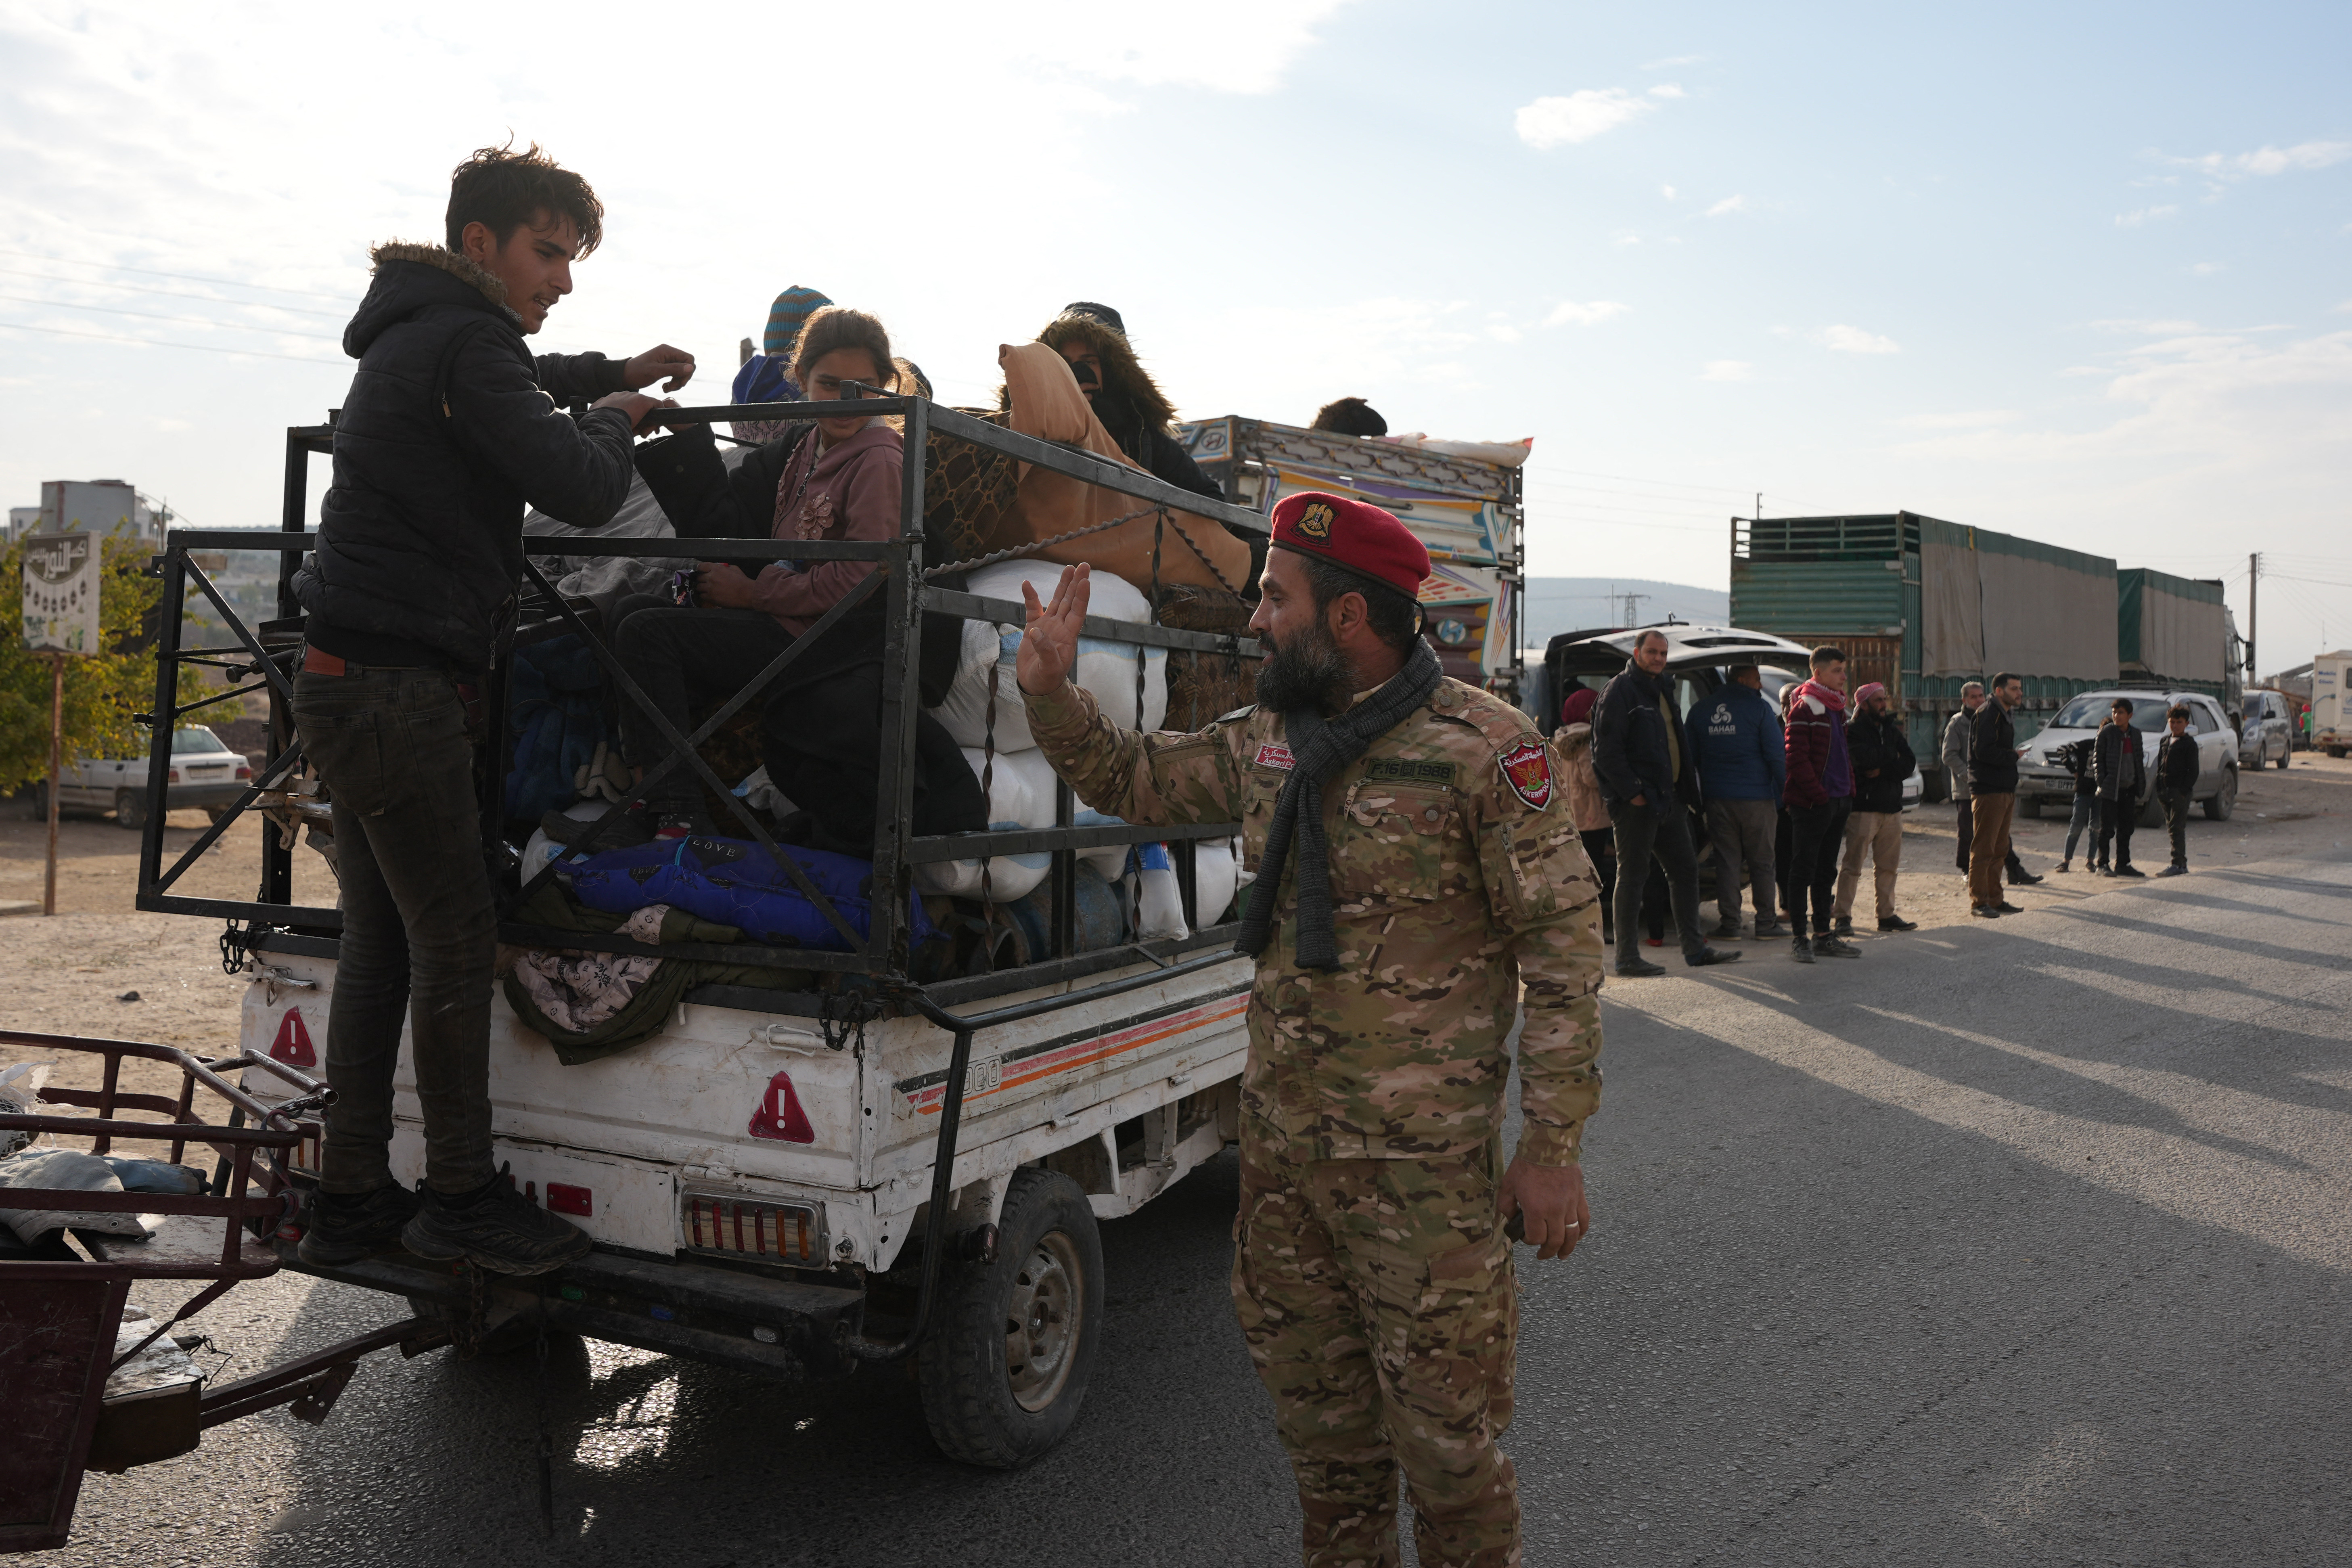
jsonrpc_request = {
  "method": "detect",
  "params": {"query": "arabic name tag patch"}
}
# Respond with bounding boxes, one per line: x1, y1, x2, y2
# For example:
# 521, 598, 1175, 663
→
1253, 742, 1295, 772
1498, 741, 1554, 810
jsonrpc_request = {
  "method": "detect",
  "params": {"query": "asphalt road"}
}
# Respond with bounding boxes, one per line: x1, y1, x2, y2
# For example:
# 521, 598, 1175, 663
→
44, 850, 2352, 1567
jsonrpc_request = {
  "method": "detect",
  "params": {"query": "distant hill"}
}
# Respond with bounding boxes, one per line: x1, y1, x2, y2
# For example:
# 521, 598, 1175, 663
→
1519, 577, 1731, 650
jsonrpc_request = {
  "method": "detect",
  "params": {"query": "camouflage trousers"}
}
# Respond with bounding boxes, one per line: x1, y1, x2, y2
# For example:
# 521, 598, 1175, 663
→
1232, 1128, 1520, 1568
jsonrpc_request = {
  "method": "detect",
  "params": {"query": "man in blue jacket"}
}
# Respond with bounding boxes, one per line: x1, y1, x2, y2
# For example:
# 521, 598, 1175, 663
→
1687, 664, 1786, 940
291, 142, 694, 1277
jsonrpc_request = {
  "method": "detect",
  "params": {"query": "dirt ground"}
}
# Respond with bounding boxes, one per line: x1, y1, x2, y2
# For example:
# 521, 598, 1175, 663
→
6, 755, 2350, 1114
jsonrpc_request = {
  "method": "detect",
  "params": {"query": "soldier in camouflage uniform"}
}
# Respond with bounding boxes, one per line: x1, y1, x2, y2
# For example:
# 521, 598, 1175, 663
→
1016, 492, 1604, 1568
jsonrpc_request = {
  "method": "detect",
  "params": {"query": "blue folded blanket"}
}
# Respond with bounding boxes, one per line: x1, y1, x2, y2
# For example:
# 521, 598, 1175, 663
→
561, 836, 933, 953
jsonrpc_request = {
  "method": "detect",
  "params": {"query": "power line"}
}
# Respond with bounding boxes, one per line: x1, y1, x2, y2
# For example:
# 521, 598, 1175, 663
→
0, 293, 342, 342
0, 245, 356, 301
0, 320, 341, 365
0, 264, 352, 320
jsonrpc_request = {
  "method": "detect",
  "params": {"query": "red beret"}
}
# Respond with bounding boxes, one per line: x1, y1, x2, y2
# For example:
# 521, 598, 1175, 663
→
1269, 491, 1429, 601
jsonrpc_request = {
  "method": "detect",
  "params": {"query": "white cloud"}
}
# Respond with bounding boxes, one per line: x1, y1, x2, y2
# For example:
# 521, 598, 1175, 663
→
1705, 195, 1748, 217
1546, 300, 1630, 327
1649, 83, 1686, 99
2115, 205, 2179, 227
2090, 318, 2203, 335
1514, 88, 1656, 150
1613, 231, 1643, 246
1824, 324, 1900, 355
2172, 140, 2352, 179
1894, 409, 2019, 430
1700, 360, 1754, 382
2334, 300, 2352, 314
1661, 184, 1676, 200
2190, 262, 2226, 276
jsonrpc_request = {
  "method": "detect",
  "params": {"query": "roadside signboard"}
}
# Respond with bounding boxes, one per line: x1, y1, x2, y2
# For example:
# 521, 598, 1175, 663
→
23, 531, 98, 655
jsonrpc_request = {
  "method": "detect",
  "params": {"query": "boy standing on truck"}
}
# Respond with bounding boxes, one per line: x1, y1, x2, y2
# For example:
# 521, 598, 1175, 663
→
289, 142, 694, 1275
1015, 494, 1602, 1568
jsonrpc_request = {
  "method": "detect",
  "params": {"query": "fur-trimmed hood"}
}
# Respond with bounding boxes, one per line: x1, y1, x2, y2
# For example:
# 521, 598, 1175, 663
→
996, 312, 1177, 433
344, 240, 520, 358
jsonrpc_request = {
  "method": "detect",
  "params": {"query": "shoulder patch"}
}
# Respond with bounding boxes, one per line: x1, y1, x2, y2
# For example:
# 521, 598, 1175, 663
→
1364, 757, 1458, 787
1253, 741, 1295, 772
1215, 704, 1258, 724
1498, 741, 1554, 810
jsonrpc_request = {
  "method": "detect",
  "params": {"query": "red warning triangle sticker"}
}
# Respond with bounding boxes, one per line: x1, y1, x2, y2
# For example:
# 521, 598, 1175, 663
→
747, 1071, 815, 1143
269, 1008, 317, 1068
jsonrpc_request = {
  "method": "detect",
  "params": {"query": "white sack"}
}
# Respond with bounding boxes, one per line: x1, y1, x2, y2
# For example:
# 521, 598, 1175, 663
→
929, 561, 1165, 749
911, 747, 1061, 902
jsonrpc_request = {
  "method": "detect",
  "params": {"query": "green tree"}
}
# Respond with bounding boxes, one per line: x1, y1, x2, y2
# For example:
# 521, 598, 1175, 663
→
0, 537, 207, 795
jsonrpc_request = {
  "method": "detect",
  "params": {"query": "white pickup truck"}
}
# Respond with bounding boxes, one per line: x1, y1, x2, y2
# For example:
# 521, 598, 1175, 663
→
144, 395, 1273, 1469
37, 724, 252, 829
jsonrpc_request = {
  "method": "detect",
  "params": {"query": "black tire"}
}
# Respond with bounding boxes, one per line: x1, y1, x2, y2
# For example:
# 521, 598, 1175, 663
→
917, 1167, 1103, 1469
2204, 768, 2237, 821
2275, 750, 2290, 770
114, 789, 147, 831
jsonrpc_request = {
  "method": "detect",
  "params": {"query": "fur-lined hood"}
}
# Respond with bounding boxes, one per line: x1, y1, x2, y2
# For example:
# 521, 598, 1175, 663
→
996, 312, 1177, 433
368, 241, 511, 306
345, 240, 520, 357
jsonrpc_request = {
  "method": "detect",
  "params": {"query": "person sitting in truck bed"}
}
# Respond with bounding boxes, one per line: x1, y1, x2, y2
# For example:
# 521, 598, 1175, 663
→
1030, 302, 1223, 501
611, 305, 983, 852
1309, 396, 1388, 438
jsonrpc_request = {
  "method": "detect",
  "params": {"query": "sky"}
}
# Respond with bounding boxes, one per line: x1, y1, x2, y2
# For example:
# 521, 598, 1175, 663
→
2, 2, 2346, 674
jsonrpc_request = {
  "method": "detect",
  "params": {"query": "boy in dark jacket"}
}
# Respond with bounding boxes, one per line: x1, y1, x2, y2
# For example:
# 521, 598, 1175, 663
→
291, 142, 693, 1276
1592, 630, 1738, 976
1832, 682, 1918, 933
2053, 736, 2098, 873
1687, 664, 1785, 939
2155, 705, 2201, 875
2091, 699, 2147, 876
1782, 646, 1859, 960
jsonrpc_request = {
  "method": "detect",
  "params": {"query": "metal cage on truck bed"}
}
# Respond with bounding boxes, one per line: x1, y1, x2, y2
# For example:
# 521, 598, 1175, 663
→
113, 394, 1272, 1462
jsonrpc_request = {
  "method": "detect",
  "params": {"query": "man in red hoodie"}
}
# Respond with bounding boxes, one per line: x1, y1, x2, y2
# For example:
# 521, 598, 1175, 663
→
1782, 646, 1861, 962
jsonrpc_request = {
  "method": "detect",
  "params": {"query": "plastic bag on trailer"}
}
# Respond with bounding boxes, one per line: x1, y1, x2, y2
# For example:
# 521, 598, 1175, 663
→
1125, 842, 1189, 941
928, 562, 1166, 749
561, 835, 934, 953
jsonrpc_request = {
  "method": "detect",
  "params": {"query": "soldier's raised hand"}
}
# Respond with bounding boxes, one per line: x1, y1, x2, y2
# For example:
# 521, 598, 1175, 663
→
1018, 563, 1091, 695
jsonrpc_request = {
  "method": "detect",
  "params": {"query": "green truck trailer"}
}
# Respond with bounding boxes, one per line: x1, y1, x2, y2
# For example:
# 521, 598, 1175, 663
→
2118, 567, 2242, 706
1729, 513, 2122, 800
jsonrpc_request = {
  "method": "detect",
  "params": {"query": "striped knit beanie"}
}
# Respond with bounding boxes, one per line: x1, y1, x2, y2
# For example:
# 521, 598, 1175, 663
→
763, 286, 833, 357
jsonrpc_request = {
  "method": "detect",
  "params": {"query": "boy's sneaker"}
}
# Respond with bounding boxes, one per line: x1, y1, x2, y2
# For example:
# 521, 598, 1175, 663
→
2055, 859, 2072, 874
1814, 935, 1862, 958
2111, 865, 2146, 880
402, 1180, 593, 1277
2157, 864, 2187, 877
297, 1182, 423, 1267
1712, 919, 1743, 941
1832, 915, 1854, 936
1877, 915, 1918, 932
1791, 935, 1816, 963
1752, 919, 1787, 941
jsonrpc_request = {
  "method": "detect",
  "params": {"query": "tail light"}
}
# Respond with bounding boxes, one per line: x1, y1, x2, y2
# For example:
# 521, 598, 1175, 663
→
683, 1193, 820, 1263
235, 764, 251, 780
167, 767, 181, 783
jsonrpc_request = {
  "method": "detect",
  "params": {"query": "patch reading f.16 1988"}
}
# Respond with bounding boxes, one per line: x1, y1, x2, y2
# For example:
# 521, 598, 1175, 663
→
1363, 758, 1458, 786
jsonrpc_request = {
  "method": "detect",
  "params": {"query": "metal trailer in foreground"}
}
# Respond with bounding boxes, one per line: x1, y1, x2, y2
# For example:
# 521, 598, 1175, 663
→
126, 389, 1272, 1473
1, 1032, 449, 1554
1177, 417, 1526, 699
1731, 513, 2122, 800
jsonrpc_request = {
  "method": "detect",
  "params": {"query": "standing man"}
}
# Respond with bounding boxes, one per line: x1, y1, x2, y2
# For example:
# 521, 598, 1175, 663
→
1947, 680, 2038, 886
1592, 630, 1741, 976
1687, 663, 1785, 940
1968, 673, 2028, 918
2091, 697, 2146, 877
1833, 681, 1918, 934
291, 142, 695, 1275
2155, 704, 2200, 875
1783, 646, 1860, 961
1017, 494, 1601, 1567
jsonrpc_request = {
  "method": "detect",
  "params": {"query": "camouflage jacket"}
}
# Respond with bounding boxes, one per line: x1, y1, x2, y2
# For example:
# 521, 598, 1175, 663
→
1023, 675, 1604, 1165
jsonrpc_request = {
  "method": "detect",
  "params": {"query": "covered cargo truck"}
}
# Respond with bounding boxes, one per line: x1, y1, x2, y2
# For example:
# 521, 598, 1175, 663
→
1177, 417, 1524, 699
2117, 567, 2237, 703
1730, 513, 2118, 799
2312, 651, 2352, 756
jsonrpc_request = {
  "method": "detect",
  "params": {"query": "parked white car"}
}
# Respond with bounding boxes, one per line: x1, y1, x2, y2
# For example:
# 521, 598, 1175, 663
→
2016, 691, 2237, 826
33, 725, 252, 829
2237, 689, 2293, 770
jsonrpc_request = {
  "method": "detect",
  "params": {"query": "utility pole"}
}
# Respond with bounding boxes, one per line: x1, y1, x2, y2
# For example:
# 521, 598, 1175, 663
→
2248, 551, 2259, 679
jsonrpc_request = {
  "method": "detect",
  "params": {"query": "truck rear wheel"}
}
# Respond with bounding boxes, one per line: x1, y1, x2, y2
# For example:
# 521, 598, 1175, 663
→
917, 1166, 1103, 1469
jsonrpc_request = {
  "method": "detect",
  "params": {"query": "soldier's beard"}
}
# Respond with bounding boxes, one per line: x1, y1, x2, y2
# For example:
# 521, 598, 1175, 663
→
1255, 621, 1354, 716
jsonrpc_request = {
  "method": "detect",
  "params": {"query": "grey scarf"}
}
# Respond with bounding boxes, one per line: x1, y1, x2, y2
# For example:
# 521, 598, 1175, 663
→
1236, 640, 1445, 971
